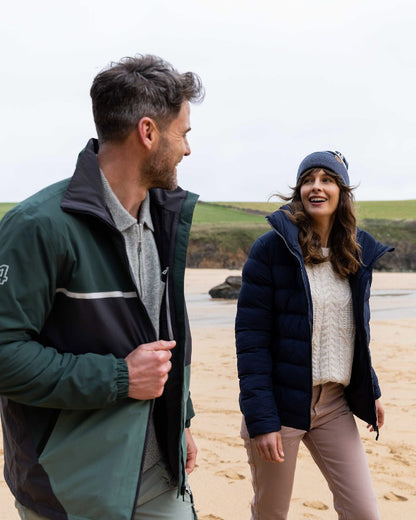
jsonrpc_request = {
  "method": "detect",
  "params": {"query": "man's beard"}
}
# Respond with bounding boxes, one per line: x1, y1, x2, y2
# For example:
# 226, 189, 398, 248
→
143, 137, 178, 191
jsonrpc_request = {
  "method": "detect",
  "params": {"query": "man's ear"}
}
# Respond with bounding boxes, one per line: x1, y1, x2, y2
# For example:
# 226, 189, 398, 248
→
137, 117, 159, 150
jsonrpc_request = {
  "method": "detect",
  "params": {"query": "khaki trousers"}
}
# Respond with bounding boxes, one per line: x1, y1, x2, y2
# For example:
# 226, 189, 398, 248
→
16, 461, 197, 520
241, 382, 380, 520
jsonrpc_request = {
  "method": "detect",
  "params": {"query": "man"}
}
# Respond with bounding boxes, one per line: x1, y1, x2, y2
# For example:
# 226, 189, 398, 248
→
0, 55, 204, 520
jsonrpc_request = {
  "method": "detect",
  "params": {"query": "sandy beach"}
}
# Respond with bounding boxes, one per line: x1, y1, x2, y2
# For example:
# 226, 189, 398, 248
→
1, 269, 415, 519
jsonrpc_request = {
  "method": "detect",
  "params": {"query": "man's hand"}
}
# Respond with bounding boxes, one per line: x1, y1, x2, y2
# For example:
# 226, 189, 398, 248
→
253, 431, 285, 463
125, 340, 176, 400
185, 428, 197, 474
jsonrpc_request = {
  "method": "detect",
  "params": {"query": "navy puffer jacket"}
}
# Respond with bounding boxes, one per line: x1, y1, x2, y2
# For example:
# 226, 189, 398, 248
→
236, 208, 393, 439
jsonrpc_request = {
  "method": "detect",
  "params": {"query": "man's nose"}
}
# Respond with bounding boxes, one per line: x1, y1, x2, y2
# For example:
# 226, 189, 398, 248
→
184, 140, 191, 156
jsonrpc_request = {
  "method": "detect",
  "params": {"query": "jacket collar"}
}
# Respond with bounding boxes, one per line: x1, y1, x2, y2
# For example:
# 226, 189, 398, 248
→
356, 229, 394, 271
266, 204, 393, 269
61, 138, 112, 224
61, 138, 197, 225
266, 205, 304, 260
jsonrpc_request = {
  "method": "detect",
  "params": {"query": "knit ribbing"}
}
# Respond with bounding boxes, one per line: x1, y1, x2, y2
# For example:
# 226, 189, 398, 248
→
305, 251, 355, 387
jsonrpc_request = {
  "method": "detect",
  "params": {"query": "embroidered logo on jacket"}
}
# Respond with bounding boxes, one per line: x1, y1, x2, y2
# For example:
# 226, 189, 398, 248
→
0, 264, 9, 285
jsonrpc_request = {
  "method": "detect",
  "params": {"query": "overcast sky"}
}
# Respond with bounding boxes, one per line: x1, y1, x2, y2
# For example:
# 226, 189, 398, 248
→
2, 0, 415, 202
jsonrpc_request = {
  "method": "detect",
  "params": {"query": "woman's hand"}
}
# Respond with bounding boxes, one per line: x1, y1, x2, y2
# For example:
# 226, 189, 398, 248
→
253, 431, 284, 463
367, 398, 385, 432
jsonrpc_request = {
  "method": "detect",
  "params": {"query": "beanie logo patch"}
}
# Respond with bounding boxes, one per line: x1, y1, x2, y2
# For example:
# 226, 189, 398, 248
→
333, 151, 346, 167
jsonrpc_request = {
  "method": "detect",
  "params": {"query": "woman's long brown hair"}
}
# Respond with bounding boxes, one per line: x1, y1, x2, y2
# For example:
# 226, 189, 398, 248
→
278, 168, 362, 278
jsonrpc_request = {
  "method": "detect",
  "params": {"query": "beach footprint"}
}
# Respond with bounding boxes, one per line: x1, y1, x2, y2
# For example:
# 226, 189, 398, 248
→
383, 491, 408, 502
215, 469, 246, 480
303, 500, 329, 511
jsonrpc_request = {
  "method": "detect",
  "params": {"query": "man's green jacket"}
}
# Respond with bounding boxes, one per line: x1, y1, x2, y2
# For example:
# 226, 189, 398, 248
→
0, 139, 198, 520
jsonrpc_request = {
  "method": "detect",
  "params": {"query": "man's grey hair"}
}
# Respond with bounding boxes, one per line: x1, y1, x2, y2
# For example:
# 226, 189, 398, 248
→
90, 54, 204, 143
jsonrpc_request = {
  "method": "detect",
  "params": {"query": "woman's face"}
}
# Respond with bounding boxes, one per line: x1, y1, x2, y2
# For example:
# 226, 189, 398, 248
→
300, 169, 341, 227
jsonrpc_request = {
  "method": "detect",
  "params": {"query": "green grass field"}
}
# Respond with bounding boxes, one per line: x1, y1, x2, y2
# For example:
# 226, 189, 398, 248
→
1, 199, 415, 224
355, 200, 416, 220
2, 200, 414, 269
193, 202, 266, 225
207, 200, 416, 222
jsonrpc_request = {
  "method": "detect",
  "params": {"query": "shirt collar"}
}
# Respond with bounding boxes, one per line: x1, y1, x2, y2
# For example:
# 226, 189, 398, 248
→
138, 191, 154, 232
100, 171, 154, 233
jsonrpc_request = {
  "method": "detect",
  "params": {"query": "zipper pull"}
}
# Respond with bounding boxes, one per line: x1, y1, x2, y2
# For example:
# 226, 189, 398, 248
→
161, 267, 169, 282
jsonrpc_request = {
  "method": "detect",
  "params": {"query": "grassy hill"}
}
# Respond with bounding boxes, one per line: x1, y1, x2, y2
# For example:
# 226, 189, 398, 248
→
2, 200, 415, 270
2, 200, 415, 223
195, 199, 416, 222
190, 200, 416, 270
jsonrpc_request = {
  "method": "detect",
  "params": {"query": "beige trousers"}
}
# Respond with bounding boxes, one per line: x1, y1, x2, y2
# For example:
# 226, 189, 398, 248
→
241, 382, 380, 520
16, 461, 197, 520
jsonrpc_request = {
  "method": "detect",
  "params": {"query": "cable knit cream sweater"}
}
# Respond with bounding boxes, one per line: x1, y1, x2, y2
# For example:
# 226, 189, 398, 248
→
305, 249, 355, 387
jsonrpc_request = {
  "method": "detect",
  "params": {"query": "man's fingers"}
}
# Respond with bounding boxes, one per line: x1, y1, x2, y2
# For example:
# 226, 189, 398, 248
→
126, 341, 177, 400
154, 350, 173, 363
150, 340, 176, 351
149, 341, 175, 363
130, 341, 176, 363
158, 360, 172, 376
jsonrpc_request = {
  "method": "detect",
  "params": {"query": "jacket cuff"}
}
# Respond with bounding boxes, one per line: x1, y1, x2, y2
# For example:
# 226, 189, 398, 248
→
371, 367, 381, 400
185, 394, 195, 427
116, 358, 130, 400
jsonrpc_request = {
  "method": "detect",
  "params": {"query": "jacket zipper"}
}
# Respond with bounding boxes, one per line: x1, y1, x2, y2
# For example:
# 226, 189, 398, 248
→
98, 220, 158, 518
162, 267, 174, 341
161, 265, 187, 496
137, 222, 144, 297
268, 220, 314, 431
130, 400, 155, 520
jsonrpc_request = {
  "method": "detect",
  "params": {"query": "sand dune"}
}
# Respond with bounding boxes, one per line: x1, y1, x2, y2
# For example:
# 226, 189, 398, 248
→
1, 270, 415, 519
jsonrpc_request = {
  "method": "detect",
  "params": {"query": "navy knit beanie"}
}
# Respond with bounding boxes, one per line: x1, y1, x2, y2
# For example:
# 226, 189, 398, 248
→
296, 151, 350, 186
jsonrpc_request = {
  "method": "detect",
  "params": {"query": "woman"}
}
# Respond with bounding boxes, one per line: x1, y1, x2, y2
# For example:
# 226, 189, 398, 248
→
236, 151, 392, 520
